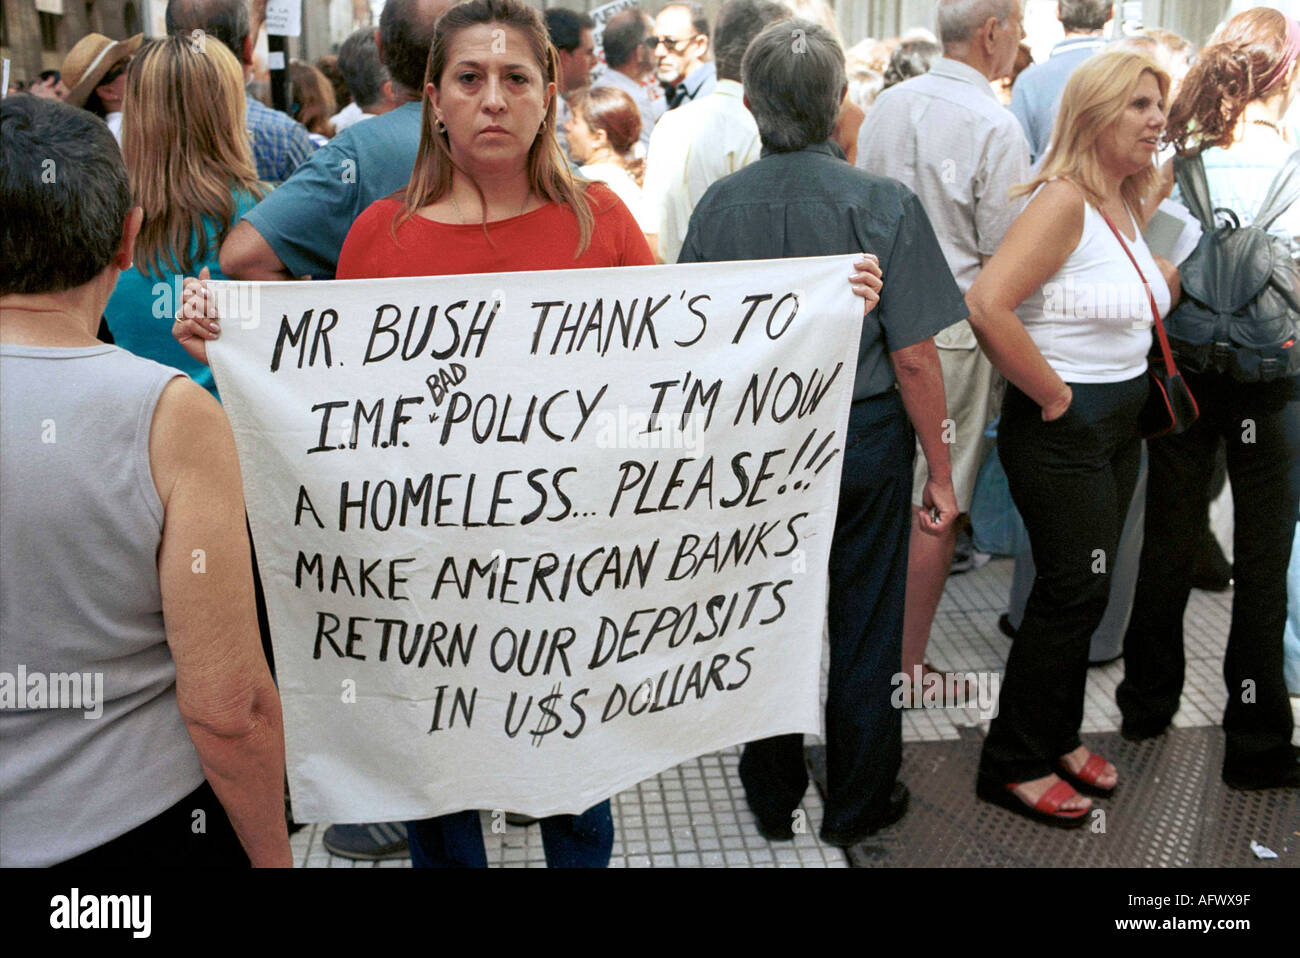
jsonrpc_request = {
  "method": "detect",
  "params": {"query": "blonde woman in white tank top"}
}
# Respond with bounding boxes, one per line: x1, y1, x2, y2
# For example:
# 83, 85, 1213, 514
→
965, 52, 1179, 828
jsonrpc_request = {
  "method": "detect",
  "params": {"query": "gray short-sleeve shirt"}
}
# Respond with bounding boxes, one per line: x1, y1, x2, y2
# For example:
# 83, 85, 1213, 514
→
678, 141, 968, 400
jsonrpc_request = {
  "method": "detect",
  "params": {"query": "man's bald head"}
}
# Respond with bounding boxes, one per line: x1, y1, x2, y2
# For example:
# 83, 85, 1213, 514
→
166, 0, 252, 65
379, 0, 456, 94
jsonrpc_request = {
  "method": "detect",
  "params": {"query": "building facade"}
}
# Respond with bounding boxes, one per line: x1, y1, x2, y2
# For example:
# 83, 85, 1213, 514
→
1, 0, 367, 88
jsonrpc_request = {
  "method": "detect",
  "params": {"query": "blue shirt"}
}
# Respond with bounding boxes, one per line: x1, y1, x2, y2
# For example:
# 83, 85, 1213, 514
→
105, 190, 260, 401
678, 141, 967, 401
1181, 133, 1300, 251
1009, 36, 1109, 164
246, 93, 315, 184
667, 61, 716, 109
242, 101, 423, 279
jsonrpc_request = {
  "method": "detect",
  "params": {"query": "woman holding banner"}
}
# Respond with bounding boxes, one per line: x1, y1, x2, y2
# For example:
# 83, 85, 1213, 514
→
176, 0, 882, 867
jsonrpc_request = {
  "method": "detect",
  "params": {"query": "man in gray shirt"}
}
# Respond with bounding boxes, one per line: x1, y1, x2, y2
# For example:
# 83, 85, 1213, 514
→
1010, 0, 1114, 163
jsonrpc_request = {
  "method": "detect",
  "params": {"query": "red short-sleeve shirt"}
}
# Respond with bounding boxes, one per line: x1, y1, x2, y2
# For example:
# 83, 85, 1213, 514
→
337, 182, 654, 279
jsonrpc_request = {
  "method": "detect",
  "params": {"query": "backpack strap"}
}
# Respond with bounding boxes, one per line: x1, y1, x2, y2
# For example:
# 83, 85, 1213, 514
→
1173, 152, 1215, 230
1253, 149, 1300, 230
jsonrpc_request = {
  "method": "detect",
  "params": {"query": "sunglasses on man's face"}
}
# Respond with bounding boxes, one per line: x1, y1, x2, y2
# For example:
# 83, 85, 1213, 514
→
653, 35, 697, 53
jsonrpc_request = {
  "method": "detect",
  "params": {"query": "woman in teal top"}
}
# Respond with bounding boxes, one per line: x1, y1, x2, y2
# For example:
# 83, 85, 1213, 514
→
106, 36, 268, 400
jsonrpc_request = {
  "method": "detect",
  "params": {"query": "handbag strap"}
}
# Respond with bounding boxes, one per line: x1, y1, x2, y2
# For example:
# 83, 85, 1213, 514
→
1098, 206, 1178, 374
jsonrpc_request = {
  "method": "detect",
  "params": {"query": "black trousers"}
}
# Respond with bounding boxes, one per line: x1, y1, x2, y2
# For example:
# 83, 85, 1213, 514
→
53, 780, 249, 868
981, 376, 1147, 782
1118, 372, 1300, 770
739, 390, 913, 841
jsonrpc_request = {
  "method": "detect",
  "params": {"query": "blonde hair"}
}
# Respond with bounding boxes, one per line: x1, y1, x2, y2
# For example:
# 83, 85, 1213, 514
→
122, 36, 266, 279
399, 0, 593, 256
1014, 51, 1169, 215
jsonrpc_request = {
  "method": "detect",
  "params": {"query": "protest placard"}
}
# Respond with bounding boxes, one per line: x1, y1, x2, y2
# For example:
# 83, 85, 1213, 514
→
207, 254, 861, 822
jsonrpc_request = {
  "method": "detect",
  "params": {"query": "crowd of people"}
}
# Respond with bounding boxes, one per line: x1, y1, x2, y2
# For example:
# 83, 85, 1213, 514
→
2, 0, 1299, 868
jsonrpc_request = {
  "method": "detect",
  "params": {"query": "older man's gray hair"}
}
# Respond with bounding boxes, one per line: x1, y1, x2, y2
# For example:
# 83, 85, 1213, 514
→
1060, 0, 1113, 32
742, 18, 845, 153
936, 0, 1019, 45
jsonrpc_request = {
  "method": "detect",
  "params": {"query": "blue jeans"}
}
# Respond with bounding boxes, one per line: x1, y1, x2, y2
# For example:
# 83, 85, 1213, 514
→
405, 803, 614, 868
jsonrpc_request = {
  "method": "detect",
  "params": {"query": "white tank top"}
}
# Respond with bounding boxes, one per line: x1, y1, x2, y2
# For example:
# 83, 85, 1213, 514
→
1017, 195, 1171, 383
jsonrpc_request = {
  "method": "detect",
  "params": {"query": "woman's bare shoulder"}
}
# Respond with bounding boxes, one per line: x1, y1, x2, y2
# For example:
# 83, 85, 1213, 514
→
1027, 178, 1088, 216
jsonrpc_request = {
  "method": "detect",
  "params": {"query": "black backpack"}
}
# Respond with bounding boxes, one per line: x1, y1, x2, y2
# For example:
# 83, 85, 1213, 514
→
1168, 150, 1300, 381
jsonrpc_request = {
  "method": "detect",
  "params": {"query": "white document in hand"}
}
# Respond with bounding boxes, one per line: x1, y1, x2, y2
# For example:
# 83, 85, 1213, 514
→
1144, 199, 1204, 265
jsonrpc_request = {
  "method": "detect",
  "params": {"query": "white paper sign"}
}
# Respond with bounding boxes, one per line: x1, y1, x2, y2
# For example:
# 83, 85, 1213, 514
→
207, 255, 860, 823
264, 0, 302, 37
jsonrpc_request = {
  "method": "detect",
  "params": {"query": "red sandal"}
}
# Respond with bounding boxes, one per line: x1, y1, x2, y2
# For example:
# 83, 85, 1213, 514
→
976, 774, 1091, 829
1057, 752, 1117, 798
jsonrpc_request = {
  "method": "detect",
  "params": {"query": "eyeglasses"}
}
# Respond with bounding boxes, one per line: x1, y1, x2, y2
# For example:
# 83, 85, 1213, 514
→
653, 35, 697, 53
101, 62, 126, 84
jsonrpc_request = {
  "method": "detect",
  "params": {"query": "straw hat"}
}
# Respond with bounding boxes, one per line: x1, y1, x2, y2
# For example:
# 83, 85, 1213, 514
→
61, 33, 144, 108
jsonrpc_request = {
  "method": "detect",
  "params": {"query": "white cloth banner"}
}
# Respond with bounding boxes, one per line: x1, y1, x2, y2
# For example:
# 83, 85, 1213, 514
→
207, 255, 861, 823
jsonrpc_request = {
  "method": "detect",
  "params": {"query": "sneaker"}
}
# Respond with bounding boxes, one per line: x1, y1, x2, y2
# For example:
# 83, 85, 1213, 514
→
322, 822, 409, 861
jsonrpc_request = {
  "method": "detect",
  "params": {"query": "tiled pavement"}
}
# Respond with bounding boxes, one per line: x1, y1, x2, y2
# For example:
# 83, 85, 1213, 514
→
291, 557, 1300, 867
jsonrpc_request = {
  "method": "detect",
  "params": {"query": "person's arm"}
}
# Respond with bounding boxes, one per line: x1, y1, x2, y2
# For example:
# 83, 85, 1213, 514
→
179, 203, 382, 364
220, 220, 295, 281
150, 378, 292, 868
965, 179, 1085, 420
891, 338, 957, 536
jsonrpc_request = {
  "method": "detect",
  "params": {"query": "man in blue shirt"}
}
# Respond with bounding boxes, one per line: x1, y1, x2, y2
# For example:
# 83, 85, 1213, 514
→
1010, 1, 1114, 163
166, 0, 315, 184
221, 0, 452, 281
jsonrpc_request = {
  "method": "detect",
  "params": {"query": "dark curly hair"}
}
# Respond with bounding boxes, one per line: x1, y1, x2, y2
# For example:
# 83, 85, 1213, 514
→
1166, 7, 1298, 154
